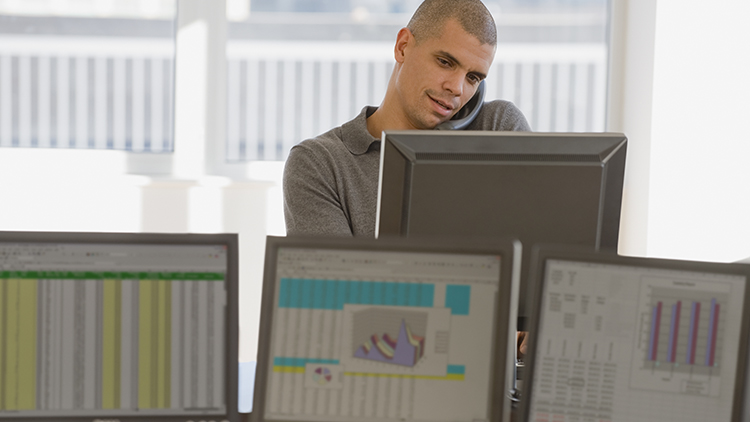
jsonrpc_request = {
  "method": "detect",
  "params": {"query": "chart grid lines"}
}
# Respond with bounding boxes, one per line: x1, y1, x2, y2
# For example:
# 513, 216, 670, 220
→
686, 302, 700, 365
667, 301, 681, 363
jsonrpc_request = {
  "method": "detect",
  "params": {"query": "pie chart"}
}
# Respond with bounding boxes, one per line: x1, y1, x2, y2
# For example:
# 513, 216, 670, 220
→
312, 367, 332, 385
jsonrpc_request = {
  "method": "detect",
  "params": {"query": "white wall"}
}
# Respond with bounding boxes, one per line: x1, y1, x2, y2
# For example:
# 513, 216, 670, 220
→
648, 0, 750, 262
611, 0, 750, 262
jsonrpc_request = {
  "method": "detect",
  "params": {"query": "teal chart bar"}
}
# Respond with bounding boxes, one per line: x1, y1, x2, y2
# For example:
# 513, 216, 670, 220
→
278, 279, 435, 310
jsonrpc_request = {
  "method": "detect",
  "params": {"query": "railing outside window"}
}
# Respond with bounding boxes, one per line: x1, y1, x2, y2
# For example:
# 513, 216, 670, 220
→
226, 41, 606, 161
0, 1, 176, 152
225, 0, 609, 162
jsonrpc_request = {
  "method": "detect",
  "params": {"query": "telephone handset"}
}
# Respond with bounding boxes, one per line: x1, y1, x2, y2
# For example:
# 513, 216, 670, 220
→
434, 80, 486, 130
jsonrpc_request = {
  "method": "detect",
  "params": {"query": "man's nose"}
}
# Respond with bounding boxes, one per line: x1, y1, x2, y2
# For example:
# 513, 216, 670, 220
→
443, 72, 464, 96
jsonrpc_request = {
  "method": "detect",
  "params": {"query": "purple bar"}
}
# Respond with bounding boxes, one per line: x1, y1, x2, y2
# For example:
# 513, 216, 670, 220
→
709, 302, 720, 367
668, 301, 681, 362
705, 299, 718, 367
648, 302, 662, 361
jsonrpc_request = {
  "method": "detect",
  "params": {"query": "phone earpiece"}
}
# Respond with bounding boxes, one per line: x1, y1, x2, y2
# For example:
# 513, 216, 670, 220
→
435, 80, 486, 130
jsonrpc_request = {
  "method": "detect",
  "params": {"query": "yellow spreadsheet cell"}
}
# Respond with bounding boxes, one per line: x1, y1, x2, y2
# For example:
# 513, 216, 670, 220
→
139, 279, 173, 409
0, 279, 5, 410
2, 279, 37, 411
102, 279, 122, 409
3, 279, 19, 410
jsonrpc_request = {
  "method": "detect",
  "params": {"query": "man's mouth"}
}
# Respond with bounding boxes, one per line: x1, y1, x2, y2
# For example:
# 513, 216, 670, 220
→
429, 95, 455, 112
433, 99, 452, 111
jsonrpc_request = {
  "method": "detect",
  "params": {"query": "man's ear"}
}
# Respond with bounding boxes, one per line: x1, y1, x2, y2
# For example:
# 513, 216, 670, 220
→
394, 27, 413, 64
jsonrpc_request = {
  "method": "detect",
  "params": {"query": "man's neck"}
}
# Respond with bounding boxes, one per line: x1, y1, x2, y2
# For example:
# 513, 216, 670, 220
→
366, 104, 415, 139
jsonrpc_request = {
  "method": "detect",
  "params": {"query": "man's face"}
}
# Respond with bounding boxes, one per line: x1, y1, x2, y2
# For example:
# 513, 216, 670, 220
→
394, 19, 495, 129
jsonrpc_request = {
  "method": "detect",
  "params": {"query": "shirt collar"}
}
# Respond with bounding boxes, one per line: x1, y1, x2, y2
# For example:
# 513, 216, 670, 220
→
341, 106, 380, 155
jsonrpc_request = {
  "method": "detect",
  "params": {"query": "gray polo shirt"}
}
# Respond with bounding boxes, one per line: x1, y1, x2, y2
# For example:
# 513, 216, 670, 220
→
283, 100, 531, 237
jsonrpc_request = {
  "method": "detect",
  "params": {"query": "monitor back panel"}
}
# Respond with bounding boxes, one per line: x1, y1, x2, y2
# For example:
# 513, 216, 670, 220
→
0, 231, 240, 422
377, 131, 627, 324
253, 236, 521, 422
520, 247, 750, 422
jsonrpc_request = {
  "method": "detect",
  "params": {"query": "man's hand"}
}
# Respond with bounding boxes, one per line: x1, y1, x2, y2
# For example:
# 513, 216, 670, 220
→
516, 331, 528, 359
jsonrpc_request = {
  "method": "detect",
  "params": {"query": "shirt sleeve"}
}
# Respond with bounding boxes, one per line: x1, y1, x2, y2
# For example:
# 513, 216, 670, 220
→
501, 101, 532, 131
283, 142, 354, 237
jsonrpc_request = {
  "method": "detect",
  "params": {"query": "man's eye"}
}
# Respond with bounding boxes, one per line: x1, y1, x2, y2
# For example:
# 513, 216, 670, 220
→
468, 75, 480, 84
437, 58, 451, 67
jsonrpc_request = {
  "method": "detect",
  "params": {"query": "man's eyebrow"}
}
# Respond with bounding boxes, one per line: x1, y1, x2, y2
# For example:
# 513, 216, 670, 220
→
437, 50, 487, 80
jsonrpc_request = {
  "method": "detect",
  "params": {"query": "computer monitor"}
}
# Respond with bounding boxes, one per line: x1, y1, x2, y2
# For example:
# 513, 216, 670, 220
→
0, 231, 240, 422
252, 236, 521, 422
520, 245, 750, 422
376, 131, 627, 325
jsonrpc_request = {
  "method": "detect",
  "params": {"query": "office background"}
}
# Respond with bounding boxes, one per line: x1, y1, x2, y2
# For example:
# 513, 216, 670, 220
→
0, 0, 748, 374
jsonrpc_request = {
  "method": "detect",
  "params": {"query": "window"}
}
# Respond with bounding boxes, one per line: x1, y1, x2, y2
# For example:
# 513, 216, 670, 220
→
0, 0, 176, 152
225, 0, 609, 162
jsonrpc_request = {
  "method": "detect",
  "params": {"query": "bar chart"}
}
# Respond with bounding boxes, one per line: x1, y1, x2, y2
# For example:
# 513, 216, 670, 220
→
630, 280, 731, 397
642, 287, 726, 374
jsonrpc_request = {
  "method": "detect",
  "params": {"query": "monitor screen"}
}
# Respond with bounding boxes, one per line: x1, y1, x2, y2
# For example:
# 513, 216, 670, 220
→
252, 236, 521, 422
376, 131, 627, 324
521, 247, 750, 422
0, 232, 239, 422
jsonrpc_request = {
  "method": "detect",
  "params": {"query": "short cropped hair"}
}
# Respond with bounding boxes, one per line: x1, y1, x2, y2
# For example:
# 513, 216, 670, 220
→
406, 0, 497, 46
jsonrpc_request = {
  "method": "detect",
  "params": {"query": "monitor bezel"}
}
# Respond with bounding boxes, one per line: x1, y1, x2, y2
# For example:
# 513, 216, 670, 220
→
252, 235, 522, 422
0, 231, 240, 422
518, 245, 750, 422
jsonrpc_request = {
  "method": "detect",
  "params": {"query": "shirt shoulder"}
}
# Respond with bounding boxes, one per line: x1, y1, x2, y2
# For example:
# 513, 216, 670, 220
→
291, 126, 346, 158
289, 105, 376, 161
468, 100, 531, 131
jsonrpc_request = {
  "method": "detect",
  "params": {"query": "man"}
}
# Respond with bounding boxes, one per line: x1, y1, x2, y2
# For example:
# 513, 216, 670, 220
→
284, 0, 530, 237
